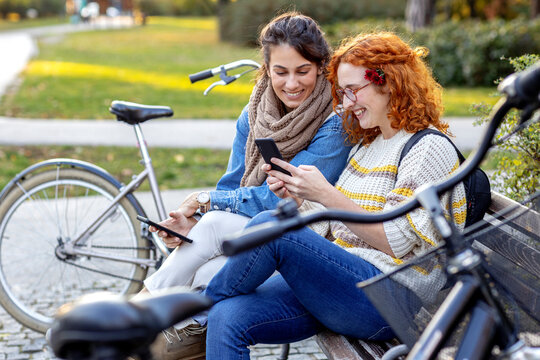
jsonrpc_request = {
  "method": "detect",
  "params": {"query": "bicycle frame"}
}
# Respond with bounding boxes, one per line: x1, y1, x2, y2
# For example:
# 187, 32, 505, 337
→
70, 122, 171, 260
41, 58, 263, 268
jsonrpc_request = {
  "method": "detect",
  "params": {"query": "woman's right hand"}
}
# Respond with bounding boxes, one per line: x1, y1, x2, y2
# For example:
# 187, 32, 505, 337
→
148, 211, 197, 248
262, 163, 303, 207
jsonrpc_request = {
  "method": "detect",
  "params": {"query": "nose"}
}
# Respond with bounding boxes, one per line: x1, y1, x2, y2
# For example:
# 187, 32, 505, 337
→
285, 74, 299, 89
342, 96, 355, 110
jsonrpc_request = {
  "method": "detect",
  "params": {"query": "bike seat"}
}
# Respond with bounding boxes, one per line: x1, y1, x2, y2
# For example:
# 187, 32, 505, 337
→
48, 289, 212, 359
109, 100, 174, 124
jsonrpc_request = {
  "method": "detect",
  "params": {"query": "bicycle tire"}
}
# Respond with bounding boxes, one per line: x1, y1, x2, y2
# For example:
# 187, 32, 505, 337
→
0, 168, 149, 333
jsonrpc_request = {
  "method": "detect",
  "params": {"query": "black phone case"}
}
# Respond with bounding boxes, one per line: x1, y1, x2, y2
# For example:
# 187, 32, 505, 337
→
136, 215, 193, 243
255, 138, 292, 176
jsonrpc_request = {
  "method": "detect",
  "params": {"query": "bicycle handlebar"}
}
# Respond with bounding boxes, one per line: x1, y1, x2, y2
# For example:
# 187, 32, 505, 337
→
222, 62, 540, 256
189, 59, 261, 84
189, 69, 214, 83
499, 61, 540, 106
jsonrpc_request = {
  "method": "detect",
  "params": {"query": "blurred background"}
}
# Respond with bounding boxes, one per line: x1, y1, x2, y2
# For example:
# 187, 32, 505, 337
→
0, 0, 538, 201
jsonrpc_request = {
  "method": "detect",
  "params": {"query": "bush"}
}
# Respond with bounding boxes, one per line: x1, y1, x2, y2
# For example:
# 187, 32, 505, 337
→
471, 54, 540, 204
0, 0, 64, 18
326, 17, 540, 87
135, 0, 216, 16
220, 0, 406, 46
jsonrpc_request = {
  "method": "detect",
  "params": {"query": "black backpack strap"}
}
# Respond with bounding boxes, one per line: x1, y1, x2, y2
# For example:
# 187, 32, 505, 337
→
347, 142, 363, 163
398, 128, 465, 168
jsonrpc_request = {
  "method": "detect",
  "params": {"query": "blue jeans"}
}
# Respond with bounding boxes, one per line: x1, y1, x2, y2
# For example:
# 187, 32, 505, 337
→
205, 211, 395, 359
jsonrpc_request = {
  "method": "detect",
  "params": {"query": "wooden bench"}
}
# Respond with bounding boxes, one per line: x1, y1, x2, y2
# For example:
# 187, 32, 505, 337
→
315, 191, 540, 360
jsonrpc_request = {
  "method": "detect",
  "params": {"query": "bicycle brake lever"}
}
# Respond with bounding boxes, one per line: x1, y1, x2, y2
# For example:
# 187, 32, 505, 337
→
203, 80, 226, 96
219, 66, 237, 84
203, 74, 242, 95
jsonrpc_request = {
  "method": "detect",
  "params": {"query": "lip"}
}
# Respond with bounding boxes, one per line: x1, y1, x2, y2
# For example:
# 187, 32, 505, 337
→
354, 107, 367, 119
283, 89, 304, 99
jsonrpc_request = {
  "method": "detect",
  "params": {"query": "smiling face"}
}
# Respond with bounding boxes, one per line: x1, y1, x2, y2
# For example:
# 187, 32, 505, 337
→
267, 44, 321, 112
337, 62, 396, 139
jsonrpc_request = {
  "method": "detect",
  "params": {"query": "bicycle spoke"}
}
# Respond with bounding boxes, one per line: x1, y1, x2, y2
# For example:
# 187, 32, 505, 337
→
0, 169, 148, 332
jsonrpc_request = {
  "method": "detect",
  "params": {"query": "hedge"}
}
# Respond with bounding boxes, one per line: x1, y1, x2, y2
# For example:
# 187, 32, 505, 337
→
327, 17, 540, 87
220, 0, 405, 46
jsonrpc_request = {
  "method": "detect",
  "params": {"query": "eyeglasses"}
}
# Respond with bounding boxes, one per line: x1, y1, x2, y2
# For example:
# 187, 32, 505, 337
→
336, 83, 371, 103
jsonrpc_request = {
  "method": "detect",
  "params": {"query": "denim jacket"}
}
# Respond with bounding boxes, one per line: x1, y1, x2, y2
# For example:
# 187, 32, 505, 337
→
209, 107, 351, 217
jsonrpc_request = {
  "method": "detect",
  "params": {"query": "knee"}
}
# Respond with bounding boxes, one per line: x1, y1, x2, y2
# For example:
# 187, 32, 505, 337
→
207, 299, 250, 344
246, 210, 276, 228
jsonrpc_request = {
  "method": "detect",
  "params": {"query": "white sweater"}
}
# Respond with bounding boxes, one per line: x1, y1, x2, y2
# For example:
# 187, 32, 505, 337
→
300, 129, 467, 299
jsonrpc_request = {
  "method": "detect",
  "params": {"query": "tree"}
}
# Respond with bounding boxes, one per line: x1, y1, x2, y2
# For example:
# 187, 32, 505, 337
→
406, 0, 436, 31
217, 0, 230, 41
532, 0, 540, 18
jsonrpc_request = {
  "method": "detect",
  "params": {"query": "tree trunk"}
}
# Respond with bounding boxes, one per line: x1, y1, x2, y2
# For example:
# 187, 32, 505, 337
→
217, 0, 230, 42
532, 0, 540, 18
406, 0, 436, 32
467, 0, 477, 18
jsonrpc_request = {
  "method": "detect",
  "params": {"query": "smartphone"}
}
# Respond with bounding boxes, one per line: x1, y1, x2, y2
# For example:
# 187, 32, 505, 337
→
254, 138, 292, 176
136, 215, 193, 243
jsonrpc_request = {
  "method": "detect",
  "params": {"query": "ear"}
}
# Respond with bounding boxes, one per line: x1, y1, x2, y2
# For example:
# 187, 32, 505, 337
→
317, 67, 323, 75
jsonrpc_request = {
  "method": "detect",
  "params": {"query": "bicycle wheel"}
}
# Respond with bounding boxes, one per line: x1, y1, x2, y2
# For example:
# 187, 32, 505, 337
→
0, 168, 150, 333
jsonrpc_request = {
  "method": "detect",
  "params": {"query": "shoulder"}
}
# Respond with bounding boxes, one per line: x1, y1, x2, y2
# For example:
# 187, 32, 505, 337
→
414, 133, 459, 160
236, 105, 250, 129
318, 112, 344, 132
400, 132, 460, 174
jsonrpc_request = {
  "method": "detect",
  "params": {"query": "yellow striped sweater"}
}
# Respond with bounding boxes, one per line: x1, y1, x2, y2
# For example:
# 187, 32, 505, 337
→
299, 129, 467, 299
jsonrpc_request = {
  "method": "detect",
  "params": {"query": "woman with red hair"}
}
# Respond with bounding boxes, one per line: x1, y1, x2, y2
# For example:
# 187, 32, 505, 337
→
202, 32, 467, 359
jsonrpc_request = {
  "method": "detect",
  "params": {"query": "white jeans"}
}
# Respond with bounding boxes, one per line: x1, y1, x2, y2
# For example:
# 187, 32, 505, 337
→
144, 211, 250, 293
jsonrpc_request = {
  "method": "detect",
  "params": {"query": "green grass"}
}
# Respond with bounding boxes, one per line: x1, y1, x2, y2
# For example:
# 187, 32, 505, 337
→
0, 145, 509, 193
0, 16, 68, 31
0, 16, 259, 119
0, 16, 496, 119
442, 87, 499, 117
0, 145, 230, 192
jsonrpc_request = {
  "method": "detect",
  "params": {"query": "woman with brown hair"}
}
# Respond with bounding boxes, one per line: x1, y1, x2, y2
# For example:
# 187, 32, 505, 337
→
140, 12, 351, 360
202, 32, 467, 359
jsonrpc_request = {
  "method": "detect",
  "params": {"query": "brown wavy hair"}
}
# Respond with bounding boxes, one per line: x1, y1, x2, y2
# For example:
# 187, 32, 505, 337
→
256, 11, 331, 81
327, 32, 449, 145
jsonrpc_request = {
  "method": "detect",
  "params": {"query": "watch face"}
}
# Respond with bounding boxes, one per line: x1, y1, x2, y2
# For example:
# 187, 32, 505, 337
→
198, 192, 210, 204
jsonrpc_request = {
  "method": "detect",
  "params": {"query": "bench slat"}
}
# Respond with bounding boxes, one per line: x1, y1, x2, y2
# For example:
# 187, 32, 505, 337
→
315, 191, 539, 359
316, 330, 364, 360
488, 192, 540, 237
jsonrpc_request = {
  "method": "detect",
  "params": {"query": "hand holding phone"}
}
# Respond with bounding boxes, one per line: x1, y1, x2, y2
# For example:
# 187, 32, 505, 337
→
255, 138, 292, 176
136, 215, 193, 243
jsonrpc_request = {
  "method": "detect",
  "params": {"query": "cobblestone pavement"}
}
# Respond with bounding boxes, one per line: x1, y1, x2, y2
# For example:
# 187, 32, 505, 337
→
0, 189, 327, 359
0, 302, 326, 359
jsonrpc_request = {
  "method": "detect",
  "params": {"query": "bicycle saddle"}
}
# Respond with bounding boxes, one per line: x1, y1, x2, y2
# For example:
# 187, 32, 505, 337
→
48, 289, 212, 359
109, 100, 174, 124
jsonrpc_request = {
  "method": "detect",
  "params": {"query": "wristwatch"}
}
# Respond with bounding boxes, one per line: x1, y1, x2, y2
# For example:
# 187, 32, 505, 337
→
197, 191, 210, 214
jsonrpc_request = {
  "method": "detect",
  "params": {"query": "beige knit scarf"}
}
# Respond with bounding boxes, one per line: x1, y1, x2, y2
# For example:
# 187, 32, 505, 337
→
240, 74, 333, 187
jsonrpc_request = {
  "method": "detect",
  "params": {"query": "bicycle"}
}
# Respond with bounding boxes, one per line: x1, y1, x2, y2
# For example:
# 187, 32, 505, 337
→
220, 62, 540, 360
0, 59, 260, 334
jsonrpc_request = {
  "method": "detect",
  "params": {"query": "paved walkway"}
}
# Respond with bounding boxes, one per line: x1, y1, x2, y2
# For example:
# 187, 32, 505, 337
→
0, 116, 483, 150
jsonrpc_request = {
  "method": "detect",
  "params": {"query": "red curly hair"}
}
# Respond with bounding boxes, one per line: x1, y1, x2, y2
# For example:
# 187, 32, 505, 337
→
327, 32, 449, 145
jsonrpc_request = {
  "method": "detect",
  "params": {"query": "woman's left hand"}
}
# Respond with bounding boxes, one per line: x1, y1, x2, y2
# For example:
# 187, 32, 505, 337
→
267, 158, 335, 205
